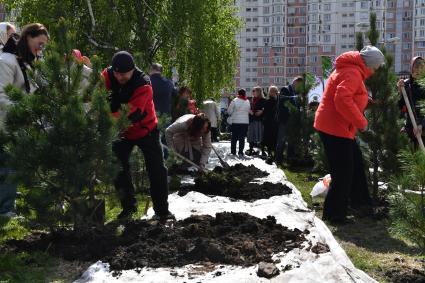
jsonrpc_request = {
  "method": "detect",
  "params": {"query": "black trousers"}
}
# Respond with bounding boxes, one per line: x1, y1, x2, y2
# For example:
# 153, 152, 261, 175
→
231, 124, 248, 154
112, 129, 169, 216
211, 127, 219, 142
319, 131, 371, 221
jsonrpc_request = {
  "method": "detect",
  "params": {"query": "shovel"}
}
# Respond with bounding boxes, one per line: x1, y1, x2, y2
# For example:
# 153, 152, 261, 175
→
161, 143, 207, 173
401, 86, 425, 152
211, 145, 230, 169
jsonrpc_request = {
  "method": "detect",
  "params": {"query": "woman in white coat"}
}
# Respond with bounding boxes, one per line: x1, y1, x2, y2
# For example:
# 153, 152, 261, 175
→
202, 98, 220, 142
0, 23, 48, 218
227, 88, 251, 156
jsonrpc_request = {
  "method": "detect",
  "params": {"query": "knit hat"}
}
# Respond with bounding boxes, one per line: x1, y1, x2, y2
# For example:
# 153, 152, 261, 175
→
111, 51, 135, 73
360, 46, 385, 70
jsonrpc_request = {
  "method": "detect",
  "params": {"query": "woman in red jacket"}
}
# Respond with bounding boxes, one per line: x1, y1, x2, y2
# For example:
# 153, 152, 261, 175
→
314, 46, 385, 224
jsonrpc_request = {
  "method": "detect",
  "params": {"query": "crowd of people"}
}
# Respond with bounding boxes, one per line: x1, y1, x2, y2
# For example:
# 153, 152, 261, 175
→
1, 21, 424, 225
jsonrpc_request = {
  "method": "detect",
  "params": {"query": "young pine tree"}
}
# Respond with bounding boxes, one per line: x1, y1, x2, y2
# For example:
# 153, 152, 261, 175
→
4, 19, 117, 229
389, 150, 425, 252
358, 12, 406, 200
285, 72, 318, 166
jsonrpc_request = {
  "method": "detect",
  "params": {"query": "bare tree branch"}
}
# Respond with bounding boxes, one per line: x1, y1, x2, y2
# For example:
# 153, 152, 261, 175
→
86, 0, 96, 34
83, 32, 119, 51
84, 0, 119, 51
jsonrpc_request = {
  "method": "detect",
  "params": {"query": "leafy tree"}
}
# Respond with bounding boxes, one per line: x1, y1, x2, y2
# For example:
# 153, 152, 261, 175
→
4, 20, 117, 229
1, 0, 241, 101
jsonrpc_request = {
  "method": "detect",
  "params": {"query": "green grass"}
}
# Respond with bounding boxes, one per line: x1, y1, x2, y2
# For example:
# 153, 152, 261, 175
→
283, 166, 425, 283
283, 167, 321, 209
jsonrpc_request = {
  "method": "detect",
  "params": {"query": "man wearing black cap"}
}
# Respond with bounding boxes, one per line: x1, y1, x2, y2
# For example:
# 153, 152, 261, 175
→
102, 51, 172, 221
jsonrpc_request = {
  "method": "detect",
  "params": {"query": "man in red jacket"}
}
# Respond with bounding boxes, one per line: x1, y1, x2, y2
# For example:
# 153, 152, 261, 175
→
314, 46, 385, 224
102, 51, 172, 221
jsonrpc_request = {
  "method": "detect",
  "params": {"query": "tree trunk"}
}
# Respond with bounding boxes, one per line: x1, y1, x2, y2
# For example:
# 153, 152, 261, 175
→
372, 150, 379, 200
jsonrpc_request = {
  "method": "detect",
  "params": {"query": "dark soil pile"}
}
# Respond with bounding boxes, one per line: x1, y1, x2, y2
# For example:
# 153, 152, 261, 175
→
2, 212, 307, 274
178, 163, 292, 201
385, 267, 425, 283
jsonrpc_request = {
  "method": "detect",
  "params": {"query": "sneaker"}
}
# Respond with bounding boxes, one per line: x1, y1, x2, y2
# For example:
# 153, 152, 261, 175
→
117, 206, 137, 220
151, 211, 176, 224
238, 152, 244, 158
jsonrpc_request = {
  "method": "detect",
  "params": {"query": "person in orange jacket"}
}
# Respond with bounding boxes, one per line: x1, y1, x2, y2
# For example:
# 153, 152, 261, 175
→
314, 46, 385, 224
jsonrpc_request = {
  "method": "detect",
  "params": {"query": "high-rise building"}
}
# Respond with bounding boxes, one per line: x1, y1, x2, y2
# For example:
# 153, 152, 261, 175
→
235, 0, 424, 93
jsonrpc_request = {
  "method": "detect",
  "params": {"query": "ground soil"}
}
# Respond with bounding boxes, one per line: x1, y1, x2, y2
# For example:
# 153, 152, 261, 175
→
178, 163, 292, 201
2, 212, 308, 275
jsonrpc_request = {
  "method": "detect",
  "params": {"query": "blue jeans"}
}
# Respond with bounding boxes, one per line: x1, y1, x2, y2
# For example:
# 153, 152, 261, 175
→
231, 124, 248, 154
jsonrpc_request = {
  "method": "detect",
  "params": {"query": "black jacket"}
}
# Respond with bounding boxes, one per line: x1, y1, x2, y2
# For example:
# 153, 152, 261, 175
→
399, 76, 425, 129
276, 85, 299, 124
150, 73, 176, 115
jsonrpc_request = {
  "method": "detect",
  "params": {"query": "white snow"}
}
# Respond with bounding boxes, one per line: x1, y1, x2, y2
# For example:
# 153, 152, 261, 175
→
75, 141, 377, 283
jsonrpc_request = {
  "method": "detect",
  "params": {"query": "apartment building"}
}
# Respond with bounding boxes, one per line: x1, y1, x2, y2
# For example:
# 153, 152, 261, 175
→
235, 0, 424, 92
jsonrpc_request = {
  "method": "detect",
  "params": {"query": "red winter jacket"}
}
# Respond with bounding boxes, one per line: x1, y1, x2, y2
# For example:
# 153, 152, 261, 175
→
314, 51, 372, 139
102, 68, 158, 140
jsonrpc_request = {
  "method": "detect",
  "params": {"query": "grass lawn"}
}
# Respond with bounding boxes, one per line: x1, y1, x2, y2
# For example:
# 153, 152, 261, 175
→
0, 195, 149, 283
283, 166, 425, 283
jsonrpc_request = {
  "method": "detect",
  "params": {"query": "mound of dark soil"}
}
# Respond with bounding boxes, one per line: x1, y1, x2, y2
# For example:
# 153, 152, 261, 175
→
178, 163, 292, 201
2, 212, 307, 274
385, 267, 425, 283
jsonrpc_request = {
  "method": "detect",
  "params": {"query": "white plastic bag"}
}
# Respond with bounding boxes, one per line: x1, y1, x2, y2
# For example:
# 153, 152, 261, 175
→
310, 174, 331, 198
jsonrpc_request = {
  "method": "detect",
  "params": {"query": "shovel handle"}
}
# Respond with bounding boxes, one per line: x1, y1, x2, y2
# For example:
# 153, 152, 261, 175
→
401, 87, 425, 152
161, 143, 207, 173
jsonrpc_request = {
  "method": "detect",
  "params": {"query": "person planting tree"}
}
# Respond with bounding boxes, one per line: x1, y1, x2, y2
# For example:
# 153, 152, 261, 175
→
102, 51, 173, 222
314, 46, 385, 224
397, 56, 425, 150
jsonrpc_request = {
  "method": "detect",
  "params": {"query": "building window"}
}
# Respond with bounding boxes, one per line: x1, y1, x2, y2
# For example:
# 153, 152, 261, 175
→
324, 3, 331, 11
324, 35, 331, 42
361, 1, 369, 9
263, 17, 270, 23
263, 27, 270, 34
262, 57, 269, 64
263, 7, 270, 14
323, 46, 332, 53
